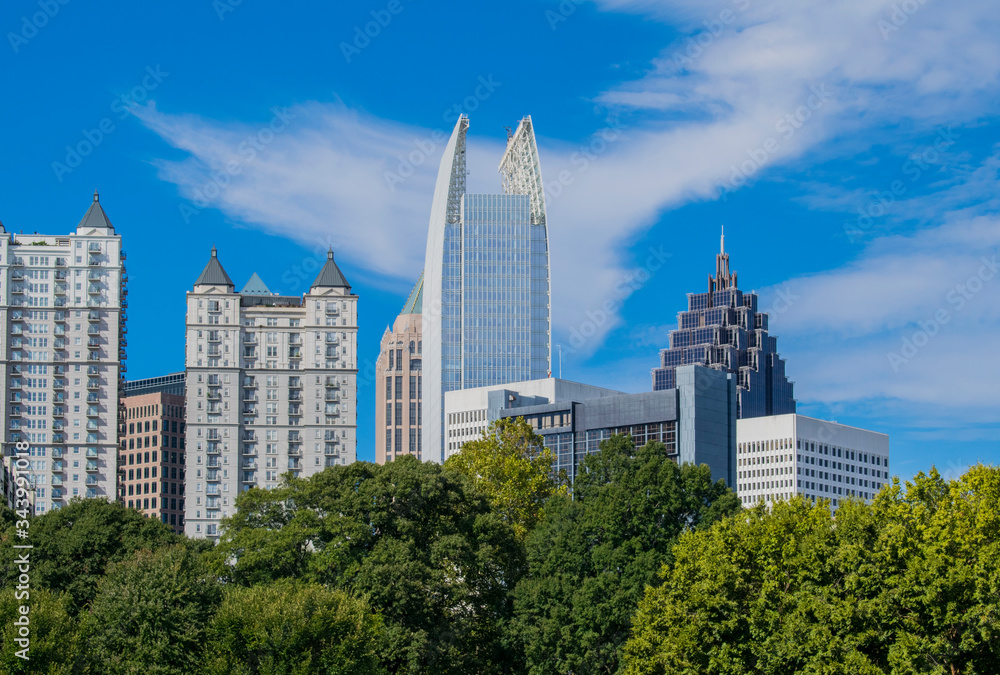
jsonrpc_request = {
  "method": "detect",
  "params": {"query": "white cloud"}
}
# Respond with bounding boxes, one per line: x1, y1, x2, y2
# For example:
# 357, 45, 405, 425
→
134, 0, 1000, 383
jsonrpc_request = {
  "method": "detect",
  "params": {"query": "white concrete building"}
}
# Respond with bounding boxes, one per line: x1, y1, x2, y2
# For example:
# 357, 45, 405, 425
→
183, 248, 358, 540
736, 413, 890, 509
1, 192, 126, 513
443, 378, 623, 459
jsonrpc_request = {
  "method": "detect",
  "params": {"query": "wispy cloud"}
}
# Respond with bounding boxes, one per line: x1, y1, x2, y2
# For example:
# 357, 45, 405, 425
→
134, 0, 1000, 375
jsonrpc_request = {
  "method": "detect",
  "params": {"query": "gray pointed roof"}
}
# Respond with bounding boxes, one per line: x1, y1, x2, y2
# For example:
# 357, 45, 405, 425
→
241, 272, 271, 295
195, 247, 235, 288
311, 249, 351, 291
401, 273, 423, 314
76, 190, 115, 232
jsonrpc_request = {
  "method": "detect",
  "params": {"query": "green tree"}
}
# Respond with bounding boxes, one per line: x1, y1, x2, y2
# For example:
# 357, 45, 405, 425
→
0, 498, 185, 615
204, 581, 386, 675
445, 416, 567, 541
0, 588, 81, 674
82, 544, 221, 674
213, 456, 526, 674
513, 435, 740, 675
623, 466, 1000, 675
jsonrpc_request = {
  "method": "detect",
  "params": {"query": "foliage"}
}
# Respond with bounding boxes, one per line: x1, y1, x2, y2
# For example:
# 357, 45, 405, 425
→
0, 498, 184, 615
0, 588, 81, 674
204, 581, 386, 675
623, 465, 1000, 675
82, 544, 221, 674
445, 416, 567, 541
212, 456, 526, 674
513, 434, 741, 674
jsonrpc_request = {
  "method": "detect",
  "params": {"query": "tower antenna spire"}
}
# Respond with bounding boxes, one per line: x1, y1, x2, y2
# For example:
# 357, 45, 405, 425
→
721, 223, 725, 255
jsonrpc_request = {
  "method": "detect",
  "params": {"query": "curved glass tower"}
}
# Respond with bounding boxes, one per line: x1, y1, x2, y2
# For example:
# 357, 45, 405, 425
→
422, 115, 551, 461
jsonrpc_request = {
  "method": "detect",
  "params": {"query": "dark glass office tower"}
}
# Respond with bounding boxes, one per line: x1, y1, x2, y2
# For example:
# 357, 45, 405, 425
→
651, 231, 795, 418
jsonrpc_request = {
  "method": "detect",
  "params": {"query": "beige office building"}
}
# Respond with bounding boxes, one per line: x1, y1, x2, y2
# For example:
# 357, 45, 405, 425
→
375, 274, 423, 464
183, 248, 358, 539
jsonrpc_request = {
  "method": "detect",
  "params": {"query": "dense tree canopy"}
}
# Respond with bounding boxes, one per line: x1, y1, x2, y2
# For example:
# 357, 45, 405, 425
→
445, 416, 567, 541
212, 455, 525, 674
83, 544, 221, 675
204, 581, 386, 675
623, 466, 1000, 675
0, 498, 192, 615
513, 435, 741, 675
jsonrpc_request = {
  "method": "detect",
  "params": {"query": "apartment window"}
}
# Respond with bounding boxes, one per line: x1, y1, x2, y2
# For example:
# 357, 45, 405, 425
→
394, 376, 402, 400
385, 377, 391, 401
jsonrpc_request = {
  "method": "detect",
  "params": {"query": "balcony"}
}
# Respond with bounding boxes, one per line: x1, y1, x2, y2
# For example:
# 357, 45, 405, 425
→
242, 406, 257, 415
8, 406, 20, 417
88, 351, 101, 362
10, 284, 24, 295
54, 284, 67, 295
52, 407, 65, 418
55, 257, 66, 267
88, 310, 101, 322
207, 347, 222, 357
87, 406, 100, 417
52, 433, 65, 444
208, 334, 222, 343
88, 256, 101, 266
205, 470, 220, 482
52, 448, 64, 458
52, 379, 65, 390
86, 461, 99, 472
207, 390, 221, 401
87, 379, 101, 390
85, 447, 99, 458
86, 421, 99, 431
86, 475, 99, 486
52, 460, 65, 472
87, 284, 101, 295
88, 270, 101, 281
326, 306, 340, 315
11, 270, 25, 280
288, 406, 301, 416
288, 349, 302, 360
287, 433, 301, 442
86, 433, 99, 443
241, 460, 257, 470
51, 475, 64, 486
88, 337, 101, 347
242, 432, 257, 442
85, 488, 98, 499
325, 377, 339, 388
207, 301, 221, 313
87, 365, 100, 375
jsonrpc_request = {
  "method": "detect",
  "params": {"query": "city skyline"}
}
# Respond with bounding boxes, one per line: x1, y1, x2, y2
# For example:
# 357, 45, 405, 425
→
2, 0, 997, 479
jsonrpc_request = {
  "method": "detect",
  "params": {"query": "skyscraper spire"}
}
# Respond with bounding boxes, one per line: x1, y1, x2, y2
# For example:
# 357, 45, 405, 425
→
721, 224, 725, 254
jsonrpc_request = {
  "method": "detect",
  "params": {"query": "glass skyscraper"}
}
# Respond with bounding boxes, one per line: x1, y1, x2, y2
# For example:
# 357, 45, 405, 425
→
422, 115, 551, 461
651, 231, 795, 418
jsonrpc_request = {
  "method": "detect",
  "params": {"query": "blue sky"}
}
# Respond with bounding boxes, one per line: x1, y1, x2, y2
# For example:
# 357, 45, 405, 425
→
2, 0, 998, 476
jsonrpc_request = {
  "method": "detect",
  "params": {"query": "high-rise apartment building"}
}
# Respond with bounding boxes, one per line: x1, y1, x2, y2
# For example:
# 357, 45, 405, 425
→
422, 115, 552, 461
183, 248, 358, 539
118, 373, 186, 534
736, 414, 890, 509
652, 230, 795, 418
375, 274, 423, 464
1, 192, 126, 514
